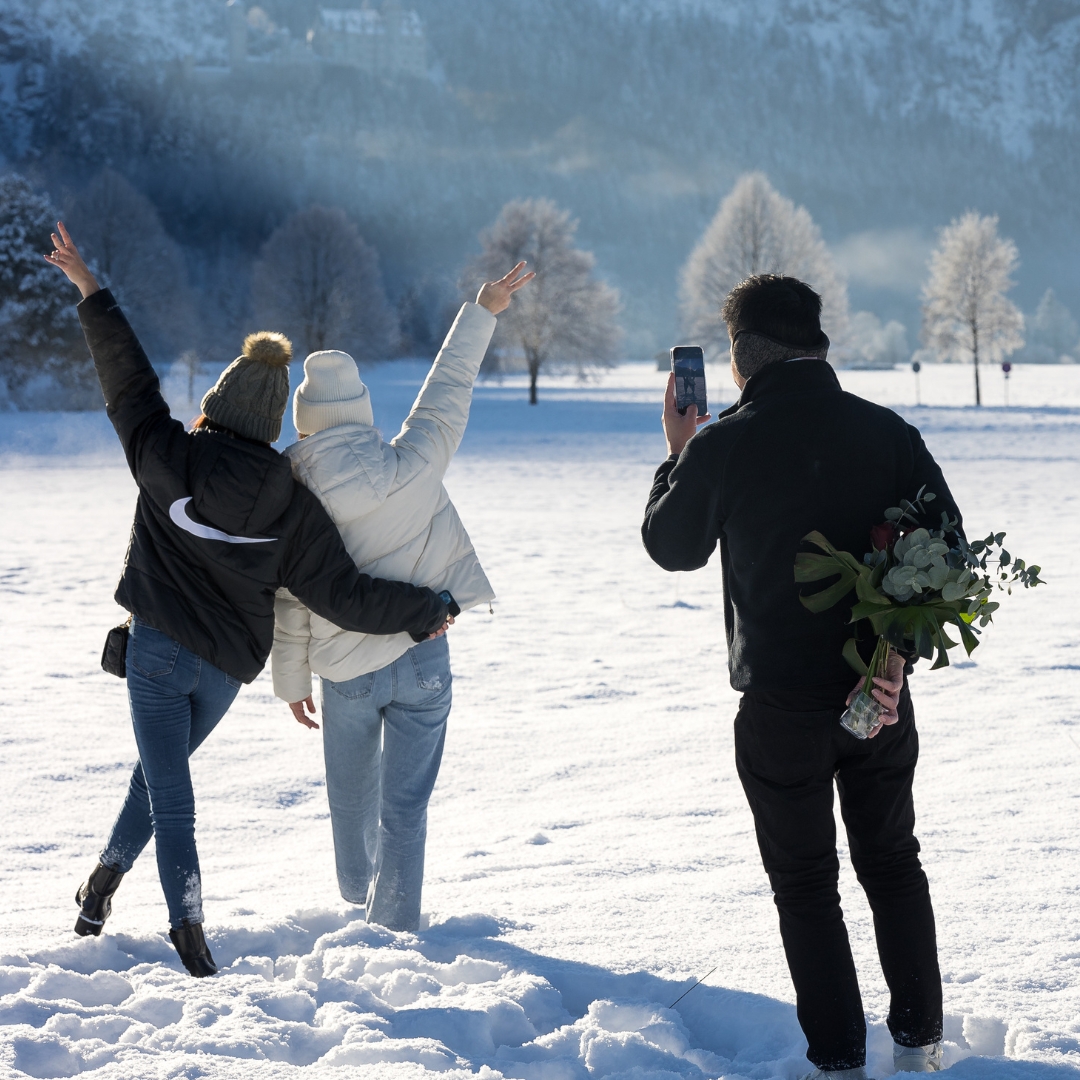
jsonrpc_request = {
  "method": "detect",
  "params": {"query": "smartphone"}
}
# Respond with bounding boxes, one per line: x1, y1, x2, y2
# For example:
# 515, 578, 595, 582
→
670, 346, 707, 417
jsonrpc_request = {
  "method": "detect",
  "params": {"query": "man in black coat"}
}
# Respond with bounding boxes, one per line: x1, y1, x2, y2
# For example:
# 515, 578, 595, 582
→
642, 276, 959, 1077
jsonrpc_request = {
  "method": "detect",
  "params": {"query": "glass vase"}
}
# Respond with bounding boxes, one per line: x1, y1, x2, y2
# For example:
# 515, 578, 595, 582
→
839, 688, 884, 740
839, 634, 889, 740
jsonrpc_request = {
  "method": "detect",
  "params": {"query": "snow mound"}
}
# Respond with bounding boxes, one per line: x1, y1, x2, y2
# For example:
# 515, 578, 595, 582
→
0, 908, 1036, 1079
0, 909, 791, 1079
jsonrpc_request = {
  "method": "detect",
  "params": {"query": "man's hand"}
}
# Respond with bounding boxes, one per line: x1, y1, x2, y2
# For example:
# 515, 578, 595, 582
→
289, 696, 319, 730
476, 262, 534, 315
662, 371, 712, 456
43, 221, 100, 299
846, 648, 905, 738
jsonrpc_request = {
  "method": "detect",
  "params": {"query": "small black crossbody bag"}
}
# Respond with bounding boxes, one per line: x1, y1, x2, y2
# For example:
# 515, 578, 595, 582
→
101, 616, 132, 678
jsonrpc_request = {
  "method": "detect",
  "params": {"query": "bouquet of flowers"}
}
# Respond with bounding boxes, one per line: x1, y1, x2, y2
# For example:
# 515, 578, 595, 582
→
795, 487, 1044, 739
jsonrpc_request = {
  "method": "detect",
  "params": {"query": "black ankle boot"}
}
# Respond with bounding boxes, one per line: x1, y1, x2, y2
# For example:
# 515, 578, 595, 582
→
169, 920, 217, 978
74, 863, 125, 937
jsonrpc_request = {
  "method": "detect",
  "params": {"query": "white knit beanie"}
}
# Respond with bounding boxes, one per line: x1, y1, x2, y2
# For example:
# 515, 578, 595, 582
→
293, 350, 374, 436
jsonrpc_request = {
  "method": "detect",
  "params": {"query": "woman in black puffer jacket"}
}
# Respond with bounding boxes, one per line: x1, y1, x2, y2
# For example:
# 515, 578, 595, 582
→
45, 224, 450, 977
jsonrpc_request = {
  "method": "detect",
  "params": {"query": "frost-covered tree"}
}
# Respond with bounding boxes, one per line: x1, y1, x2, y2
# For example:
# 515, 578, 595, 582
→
252, 206, 396, 363
680, 172, 848, 359
921, 212, 1023, 405
463, 198, 620, 404
0, 173, 88, 400
1026, 288, 1078, 363
67, 168, 197, 362
847, 311, 910, 369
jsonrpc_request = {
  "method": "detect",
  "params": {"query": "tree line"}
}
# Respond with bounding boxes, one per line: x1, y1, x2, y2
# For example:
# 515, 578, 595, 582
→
2, 168, 1076, 410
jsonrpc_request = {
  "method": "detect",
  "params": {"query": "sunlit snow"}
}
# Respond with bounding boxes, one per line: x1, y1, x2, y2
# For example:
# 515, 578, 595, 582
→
1, 361, 1078, 1078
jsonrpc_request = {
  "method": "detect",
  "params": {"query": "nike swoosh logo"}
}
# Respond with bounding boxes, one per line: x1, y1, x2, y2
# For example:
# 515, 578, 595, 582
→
168, 498, 276, 545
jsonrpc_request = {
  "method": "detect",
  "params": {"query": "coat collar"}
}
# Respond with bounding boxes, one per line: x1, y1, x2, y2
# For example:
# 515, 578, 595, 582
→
735, 357, 841, 410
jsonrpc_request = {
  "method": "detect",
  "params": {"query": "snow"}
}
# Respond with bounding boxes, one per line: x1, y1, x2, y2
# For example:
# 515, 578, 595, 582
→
1, 361, 1079, 1079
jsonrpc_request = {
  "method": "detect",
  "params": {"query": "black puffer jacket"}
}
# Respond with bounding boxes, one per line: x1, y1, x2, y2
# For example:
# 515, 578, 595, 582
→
642, 358, 963, 703
79, 289, 448, 682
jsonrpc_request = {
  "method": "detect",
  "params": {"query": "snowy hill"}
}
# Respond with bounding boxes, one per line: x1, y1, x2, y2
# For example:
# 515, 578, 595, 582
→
1, 0, 1078, 355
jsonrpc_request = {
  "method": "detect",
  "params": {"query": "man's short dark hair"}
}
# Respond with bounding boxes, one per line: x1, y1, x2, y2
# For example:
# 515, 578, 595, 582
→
721, 275, 829, 380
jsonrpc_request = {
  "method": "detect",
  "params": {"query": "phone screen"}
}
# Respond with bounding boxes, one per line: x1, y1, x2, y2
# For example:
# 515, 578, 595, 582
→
671, 346, 707, 417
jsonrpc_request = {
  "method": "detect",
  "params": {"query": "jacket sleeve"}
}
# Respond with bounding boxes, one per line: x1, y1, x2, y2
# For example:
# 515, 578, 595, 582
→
272, 588, 314, 703
77, 288, 184, 480
281, 485, 449, 637
906, 424, 965, 540
641, 439, 724, 572
390, 302, 497, 481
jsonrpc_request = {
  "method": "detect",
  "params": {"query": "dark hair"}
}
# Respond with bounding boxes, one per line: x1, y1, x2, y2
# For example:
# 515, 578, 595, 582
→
721, 274, 824, 348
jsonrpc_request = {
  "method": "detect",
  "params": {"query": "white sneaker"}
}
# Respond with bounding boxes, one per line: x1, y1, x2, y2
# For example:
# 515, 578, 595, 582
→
801, 1068, 873, 1080
893, 1041, 943, 1072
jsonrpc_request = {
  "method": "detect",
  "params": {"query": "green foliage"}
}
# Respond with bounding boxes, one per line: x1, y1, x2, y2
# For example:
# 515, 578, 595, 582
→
795, 492, 1044, 672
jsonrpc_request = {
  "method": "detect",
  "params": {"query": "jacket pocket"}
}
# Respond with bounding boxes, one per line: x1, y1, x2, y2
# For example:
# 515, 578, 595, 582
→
325, 671, 376, 701
129, 621, 180, 679
409, 636, 451, 693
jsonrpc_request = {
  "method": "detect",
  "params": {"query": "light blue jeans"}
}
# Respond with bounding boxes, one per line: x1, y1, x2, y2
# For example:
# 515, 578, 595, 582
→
320, 635, 452, 932
101, 619, 240, 928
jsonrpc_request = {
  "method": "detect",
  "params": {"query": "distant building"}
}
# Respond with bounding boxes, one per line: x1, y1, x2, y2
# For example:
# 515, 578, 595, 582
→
314, 3, 426, 78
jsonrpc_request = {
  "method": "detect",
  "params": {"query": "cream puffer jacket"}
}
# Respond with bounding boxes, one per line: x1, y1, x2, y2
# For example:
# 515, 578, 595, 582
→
271, 302, 497, 703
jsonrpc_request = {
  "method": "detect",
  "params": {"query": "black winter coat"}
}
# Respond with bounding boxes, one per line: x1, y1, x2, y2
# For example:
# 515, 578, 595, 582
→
641, 358, 962, 704
79, 289, 448, 682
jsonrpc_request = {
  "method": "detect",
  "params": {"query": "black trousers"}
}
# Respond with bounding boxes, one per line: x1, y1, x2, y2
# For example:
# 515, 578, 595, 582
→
734, 687, 943, 1071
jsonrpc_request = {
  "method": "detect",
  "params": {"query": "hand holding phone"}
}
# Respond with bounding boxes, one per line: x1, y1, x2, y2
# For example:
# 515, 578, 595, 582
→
662, 357, 712, 457
671, 346, 707, 417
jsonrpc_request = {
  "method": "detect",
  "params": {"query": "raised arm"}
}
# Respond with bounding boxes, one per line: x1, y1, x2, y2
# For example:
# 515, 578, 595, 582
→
392, 263, 533, 478
45, 222, 180, 477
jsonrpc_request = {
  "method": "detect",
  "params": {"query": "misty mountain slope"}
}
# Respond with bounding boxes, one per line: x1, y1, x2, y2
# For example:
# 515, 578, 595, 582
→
1, 0, 1078, 355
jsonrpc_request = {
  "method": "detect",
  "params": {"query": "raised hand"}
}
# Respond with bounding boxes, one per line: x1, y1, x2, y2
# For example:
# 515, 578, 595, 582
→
476, 261, 534, 315
43, 221, 99, 299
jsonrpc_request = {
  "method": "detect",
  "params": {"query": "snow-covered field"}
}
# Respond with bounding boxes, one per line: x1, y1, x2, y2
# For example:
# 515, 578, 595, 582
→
1, 360, 1078, 1080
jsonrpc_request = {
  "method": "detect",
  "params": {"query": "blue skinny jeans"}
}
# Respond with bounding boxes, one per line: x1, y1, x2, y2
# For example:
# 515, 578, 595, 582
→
321, 635, 451, 932
100, 619, 240, 928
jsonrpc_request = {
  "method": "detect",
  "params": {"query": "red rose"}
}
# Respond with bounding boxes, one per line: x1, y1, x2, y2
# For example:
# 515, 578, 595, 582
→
870, 521, 898, 552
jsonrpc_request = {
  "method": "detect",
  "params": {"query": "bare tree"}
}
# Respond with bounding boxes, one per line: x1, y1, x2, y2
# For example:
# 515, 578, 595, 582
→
463, 198, 620, 404
681, 172, 849, 359
0, 173, 89, 402
252, 205, 396, 362
921, 211, 1023, 406
67, 169, 197, 362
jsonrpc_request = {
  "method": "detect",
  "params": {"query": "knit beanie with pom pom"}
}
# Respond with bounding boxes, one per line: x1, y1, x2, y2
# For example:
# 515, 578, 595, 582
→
201, 331, 292, 443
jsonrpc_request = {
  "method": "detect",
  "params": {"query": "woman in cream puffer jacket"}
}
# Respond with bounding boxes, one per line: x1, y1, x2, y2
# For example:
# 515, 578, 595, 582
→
272, 263, 532, 931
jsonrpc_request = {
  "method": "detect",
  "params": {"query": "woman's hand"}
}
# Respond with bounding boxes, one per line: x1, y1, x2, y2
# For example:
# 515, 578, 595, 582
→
289, 696, 319, 730
476, 261, 534, 315
43, 221, 100, 299
428, 614, 455, 640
